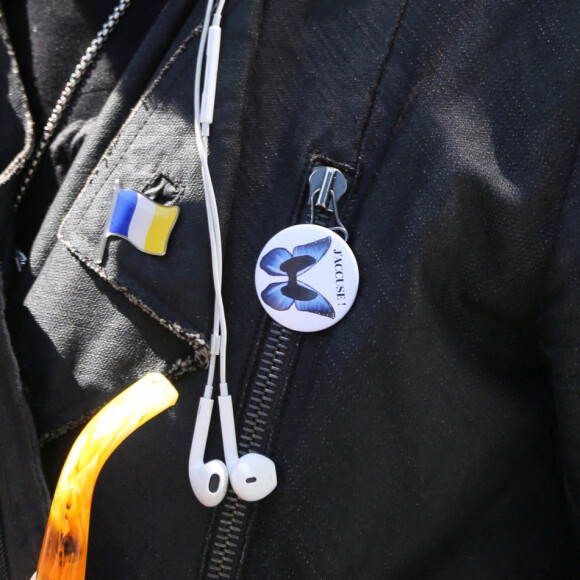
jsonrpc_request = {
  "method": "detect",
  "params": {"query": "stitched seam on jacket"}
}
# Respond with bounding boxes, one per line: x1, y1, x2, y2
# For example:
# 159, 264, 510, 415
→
39, 409, 98, 446
353, 0, 410, 166
0, 10, 35, 189
59, 236, 209, 355
39, 352, 198, 444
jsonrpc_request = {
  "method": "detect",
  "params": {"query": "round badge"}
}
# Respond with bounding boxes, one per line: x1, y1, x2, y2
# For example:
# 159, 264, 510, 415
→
255, 224, 359, 332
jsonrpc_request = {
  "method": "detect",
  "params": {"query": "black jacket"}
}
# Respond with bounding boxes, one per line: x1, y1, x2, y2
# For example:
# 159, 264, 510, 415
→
1, 0, 580, 578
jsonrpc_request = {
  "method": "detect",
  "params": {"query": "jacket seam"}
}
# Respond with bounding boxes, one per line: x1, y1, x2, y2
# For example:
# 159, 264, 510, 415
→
353, 0, 410, 167
0, 9, 35, 190
140, 24, 202, 105
39, 409, 99, 446
59, 235, 209, 357
39, 352, 199, 445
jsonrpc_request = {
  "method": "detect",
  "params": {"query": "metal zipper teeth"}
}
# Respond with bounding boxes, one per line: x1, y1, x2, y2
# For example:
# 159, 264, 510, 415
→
13, 0, 132, 210
204, 203, 340, 579
206, 322, 293, 579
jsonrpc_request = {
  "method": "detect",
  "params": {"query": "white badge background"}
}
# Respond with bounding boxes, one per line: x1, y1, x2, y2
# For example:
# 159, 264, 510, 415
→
255, 224, 359, 332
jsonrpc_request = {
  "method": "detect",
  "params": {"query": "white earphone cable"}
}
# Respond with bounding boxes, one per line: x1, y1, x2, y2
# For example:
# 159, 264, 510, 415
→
194, 0, 229, 397
189, 2, 278, 507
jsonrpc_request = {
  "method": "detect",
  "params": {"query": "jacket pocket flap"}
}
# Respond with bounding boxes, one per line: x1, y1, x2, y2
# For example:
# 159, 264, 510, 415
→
58, 29, 213, 342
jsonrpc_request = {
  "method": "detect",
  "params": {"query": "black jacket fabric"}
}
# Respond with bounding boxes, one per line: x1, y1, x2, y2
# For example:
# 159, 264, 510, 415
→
1, 0, 580, 578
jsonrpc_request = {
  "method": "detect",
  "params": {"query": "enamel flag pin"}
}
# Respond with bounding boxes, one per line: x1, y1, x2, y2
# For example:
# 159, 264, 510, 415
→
97, 180, 180, 264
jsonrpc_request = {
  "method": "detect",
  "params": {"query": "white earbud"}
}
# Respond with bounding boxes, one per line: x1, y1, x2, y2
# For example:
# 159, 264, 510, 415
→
188, 397, 229, 507
218, 394, 277, 502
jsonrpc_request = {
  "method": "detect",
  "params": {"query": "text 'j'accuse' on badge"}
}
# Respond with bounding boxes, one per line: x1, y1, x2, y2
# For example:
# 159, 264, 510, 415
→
255, 224, 359, 332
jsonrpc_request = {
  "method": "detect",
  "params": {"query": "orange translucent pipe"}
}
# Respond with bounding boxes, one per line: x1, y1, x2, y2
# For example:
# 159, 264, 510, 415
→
34, 373, 178, 580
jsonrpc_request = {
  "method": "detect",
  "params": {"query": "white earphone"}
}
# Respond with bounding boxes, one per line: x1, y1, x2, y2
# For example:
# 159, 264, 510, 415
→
188, 395, 277, 507
188, 397, 228, 507
188, 0, 277, 507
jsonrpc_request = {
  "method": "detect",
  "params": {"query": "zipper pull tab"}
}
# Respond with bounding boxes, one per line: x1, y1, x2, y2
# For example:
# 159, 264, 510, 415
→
308, 166, 349, 241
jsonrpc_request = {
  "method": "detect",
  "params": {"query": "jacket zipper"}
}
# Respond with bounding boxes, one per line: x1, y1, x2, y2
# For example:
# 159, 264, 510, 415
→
205, 322, 297, 579
202, 165, 352, 579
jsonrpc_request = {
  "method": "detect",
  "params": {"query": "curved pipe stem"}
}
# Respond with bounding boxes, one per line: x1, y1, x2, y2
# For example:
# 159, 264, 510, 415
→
35, 373, 178, 580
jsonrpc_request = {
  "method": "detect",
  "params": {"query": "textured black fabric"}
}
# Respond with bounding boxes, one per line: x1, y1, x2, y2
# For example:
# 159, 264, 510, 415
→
3, 0, 169, 255
0, 12, 32, 189
0, 0, 579, 578
2, 0, 168, 124
0, 19, 45, 580
0, 276, 49, 580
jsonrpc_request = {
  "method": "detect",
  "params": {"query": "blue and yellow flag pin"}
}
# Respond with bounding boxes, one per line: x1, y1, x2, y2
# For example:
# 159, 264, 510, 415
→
97, 181, 180, 264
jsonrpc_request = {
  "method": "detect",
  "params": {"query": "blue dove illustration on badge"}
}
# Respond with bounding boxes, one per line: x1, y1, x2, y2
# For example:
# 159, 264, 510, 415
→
259, 236, 335, 319
255, 223, 359, 333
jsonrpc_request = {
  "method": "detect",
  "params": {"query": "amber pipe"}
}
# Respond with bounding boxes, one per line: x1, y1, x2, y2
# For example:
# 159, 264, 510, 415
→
34, 373, 178, 580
